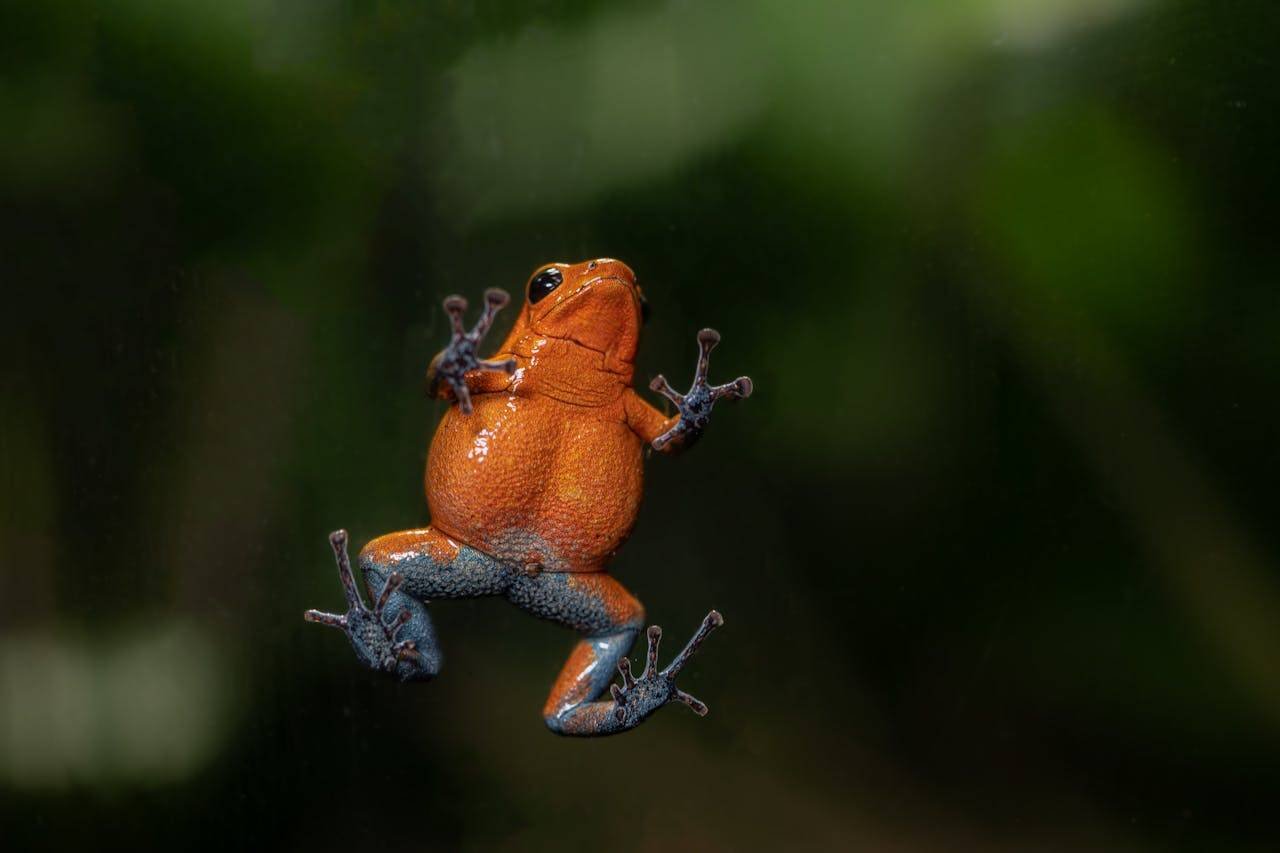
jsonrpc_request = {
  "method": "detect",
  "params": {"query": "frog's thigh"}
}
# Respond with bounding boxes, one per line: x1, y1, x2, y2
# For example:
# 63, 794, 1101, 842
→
507, 571, 645, 636
358, 526, 510, 599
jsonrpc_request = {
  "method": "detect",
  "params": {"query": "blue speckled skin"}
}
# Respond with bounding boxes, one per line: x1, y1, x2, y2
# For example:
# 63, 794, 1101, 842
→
355, 529, 644, 675
354, 527, 713, 736
305, 520, 723, 736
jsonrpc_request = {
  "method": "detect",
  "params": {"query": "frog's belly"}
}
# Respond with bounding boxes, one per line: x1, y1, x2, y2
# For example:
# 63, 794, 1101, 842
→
425, 393, 645, 572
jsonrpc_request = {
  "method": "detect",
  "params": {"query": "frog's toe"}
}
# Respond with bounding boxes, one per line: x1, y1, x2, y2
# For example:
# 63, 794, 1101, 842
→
443, 293, 468, 323
672, 688, 709, 716
660, 609, 723, 679
650, 373, 684, 406
712, 375, 752, 401
470, 287, 511, 340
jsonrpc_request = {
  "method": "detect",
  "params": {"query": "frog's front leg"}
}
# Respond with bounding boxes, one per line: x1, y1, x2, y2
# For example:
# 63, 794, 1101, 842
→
509, 572, 724, 737
426, 289, 519, 414
629, 328, 752, 453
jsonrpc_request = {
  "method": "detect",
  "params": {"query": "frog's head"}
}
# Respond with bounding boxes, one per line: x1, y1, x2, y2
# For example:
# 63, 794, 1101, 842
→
522, 258, 648, 372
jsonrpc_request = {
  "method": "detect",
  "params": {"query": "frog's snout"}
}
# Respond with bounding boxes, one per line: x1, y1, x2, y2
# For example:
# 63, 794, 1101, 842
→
584, 258, 636, 286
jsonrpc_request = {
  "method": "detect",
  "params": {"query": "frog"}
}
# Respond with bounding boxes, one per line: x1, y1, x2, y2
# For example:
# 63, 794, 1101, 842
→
304, 258, 752, 736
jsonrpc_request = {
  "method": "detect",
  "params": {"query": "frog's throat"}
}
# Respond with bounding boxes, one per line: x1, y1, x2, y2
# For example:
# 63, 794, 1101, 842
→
505, 333, 635, 399
526, 277, 641, 372
509, 328, 635, 377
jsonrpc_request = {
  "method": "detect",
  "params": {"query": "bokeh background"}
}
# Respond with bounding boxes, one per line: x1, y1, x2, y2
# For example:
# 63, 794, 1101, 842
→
3, 0, 1279, 849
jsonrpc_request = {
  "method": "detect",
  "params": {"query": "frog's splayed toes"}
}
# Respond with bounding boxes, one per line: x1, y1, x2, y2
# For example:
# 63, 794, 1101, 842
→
608, 612, 724, 725
650, 328, 752, 451
304, 529, 426, 675
432, 288, 518, 415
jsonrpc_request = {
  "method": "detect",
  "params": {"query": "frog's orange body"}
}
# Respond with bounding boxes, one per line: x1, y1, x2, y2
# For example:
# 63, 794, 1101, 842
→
305, 258, 750, 737
426, 259, 671, 573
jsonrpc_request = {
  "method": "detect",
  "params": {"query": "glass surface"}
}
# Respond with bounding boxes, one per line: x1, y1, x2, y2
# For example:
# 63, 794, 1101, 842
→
3, 1, 1279, 849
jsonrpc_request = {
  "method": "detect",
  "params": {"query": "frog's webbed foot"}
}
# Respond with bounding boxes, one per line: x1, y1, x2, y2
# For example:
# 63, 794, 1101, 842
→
608, 610, 724, 729
650, 329, 752, 451
304, 530, 424, 678
434, 289, 518, 415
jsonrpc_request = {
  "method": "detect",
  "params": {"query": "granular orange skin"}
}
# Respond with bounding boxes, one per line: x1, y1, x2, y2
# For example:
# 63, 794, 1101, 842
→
426, 259, 676, 573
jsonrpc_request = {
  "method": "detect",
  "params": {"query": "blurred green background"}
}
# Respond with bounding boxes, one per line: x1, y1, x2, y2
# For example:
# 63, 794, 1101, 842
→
3, 0, 1279, 849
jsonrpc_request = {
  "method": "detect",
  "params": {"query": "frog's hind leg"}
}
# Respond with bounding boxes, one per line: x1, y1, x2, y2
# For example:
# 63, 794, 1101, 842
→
305, 526, 513, 682
509, 572, 723, 737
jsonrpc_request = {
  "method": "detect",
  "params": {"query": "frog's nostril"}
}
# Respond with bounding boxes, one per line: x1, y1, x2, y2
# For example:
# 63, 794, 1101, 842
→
587, 260, 598, 270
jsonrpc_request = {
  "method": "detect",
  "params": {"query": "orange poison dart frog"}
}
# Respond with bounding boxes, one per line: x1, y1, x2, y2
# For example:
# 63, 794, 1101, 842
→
305, 259, 752, 736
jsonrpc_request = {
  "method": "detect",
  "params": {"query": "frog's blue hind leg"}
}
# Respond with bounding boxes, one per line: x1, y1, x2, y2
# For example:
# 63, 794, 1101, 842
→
305, 531, 726, 733
508, 571, 724, 737
304, 527, 511, 682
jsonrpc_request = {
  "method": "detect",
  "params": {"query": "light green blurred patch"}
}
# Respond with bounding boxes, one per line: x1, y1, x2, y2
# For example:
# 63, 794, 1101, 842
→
438, 1, 771, 223
438, 0, 1152, 222
757, 0, 1151, 199
983, 0, 1149, 49
972, 103, 1197, 343
113, 0, 265, 48
244, 0, 345, 74
0, 622, 232, 789
754, 0, 968, 193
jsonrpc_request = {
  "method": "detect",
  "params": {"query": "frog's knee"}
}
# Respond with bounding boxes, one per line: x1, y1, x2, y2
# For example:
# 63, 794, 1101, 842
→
358, 533, 397, 573
569, 575, 645, 634
623, 601, 645, 633
589, 581, 644, 636
358, 527, 461, 574
603, 583, 645, 633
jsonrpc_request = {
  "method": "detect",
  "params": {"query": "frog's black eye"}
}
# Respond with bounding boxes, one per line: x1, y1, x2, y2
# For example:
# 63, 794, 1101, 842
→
528, 267, 562, 304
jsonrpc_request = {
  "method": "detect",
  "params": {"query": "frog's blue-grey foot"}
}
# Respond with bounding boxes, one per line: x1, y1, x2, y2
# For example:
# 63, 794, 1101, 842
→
650, 328, 752, 451
609, 614, 723, 724
433, 289, 518, 415
303, 530, 436, 681
307, 528, 726, 731
512, 571, 723, 737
